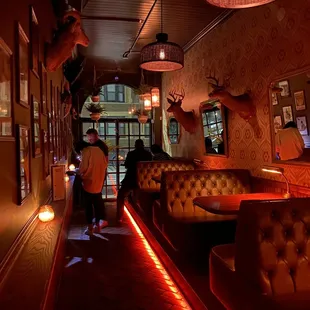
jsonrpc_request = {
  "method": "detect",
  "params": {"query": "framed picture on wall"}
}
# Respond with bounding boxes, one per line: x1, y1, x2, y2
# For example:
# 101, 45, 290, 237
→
16, 23, 29, 107
40, 63, 47, 115
282, 106, 293, 124
31, 95, 41, 157
278, 80, 290, 97
0, 37, 13, 139
41, 128, 50, 179
296, 116, 308, 136
16, 124, 31, 205
29, 6, 40, 78
274, 116, 282, 133
271, 93, 278, 106
294, 90, 306, 111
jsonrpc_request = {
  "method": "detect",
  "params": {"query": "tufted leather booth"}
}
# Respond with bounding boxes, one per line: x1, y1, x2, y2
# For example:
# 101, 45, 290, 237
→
153, 169, 250, 251
135, 160, 195, 217
210, 198, 310, 310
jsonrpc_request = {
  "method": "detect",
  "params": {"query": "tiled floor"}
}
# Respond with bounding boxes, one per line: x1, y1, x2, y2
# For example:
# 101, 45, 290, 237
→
56, 204, 190, 310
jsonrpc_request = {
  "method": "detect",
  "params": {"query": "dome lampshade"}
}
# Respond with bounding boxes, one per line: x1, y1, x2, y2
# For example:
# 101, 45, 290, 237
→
151, 88, 160, 108
143, 93, 152, 111
205, 0, 275, 8
140, 33, 184, 72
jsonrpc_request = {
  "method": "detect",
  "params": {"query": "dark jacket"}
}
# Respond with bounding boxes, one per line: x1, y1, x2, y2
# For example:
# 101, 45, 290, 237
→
93, 139, 109, 157
122, 148, 152, 184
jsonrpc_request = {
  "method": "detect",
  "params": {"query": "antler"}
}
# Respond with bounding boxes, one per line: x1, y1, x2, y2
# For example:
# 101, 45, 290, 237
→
206, 71, 220, 87
168, 89, 185, 103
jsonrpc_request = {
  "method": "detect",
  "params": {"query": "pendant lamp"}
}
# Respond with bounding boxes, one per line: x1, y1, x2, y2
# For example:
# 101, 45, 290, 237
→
205, 0, 275, 8
140, 0, 184, 72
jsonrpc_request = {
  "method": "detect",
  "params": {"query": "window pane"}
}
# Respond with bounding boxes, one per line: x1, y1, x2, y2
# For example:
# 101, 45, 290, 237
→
98, 123, 105, 135
129, 123, 139, 135
170, 135, 178, 144
207, 111, 216, 124
107, 84, 116, 92
107, 123, 116, 135
107, 93, 116, 101
215, 110, 222, 122
140, 136, 151, 147
118, 93, 124, 102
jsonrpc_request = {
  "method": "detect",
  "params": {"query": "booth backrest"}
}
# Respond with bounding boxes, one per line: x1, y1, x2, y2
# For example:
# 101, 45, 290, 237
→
235, 198, 310, 296
161, 169, 251, 214
137, 160, 195, 191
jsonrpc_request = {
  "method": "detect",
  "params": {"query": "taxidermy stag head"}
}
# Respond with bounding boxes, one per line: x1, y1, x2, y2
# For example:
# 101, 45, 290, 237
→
46, 10, 90, 72
167, 90, 196, 134
206, 72, 255, 121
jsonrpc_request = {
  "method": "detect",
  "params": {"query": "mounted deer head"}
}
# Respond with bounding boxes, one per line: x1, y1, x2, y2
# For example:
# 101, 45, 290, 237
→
206, 72, 255, 121
167, 89, 196, 134
46, 10, 90, 72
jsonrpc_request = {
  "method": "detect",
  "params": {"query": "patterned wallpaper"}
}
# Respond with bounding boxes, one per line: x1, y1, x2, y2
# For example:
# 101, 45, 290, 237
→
162, 0, 310, 187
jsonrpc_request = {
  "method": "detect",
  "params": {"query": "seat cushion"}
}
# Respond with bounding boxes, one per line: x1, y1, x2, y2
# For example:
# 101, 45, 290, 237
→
169, 212, 236, 223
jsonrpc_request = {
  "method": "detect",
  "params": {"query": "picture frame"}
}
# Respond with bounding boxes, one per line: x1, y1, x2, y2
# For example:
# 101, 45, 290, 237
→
282, 106, 293, 124
0, 37, 14, 139
16, 23, 29, 107
294, 90, 306, 111
278, 80, 290, 97
40, 62, 47, 114
274, 115, 282, 133
29, 6, 40, 78
296, 116, 308, 136
41, 128, 50, 179
16, 124, 31, 205
31, 95, 41, 157
272, 92, 278, 106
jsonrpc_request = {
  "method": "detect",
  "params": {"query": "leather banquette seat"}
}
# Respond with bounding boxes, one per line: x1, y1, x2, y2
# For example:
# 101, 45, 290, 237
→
135, 160, 195, 217
153, 169, 251, 251
210, 198, 310, 310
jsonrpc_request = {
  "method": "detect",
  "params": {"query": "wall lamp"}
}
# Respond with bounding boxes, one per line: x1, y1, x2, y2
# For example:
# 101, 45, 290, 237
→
261, 166, 291, 198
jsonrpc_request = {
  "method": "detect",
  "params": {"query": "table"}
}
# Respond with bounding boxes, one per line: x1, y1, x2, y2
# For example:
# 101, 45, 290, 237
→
193, 193, 284, 215
152, 175, 161, 183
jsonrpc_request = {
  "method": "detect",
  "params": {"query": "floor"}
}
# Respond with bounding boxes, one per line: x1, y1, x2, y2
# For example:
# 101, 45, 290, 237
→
56, 203, 191, 310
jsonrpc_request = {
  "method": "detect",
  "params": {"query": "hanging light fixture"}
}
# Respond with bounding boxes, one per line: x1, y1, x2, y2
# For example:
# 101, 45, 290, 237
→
140, 0, 184, 72
151, 88, 160, 108
143, 93, 152, 111
205, 0, 275, 8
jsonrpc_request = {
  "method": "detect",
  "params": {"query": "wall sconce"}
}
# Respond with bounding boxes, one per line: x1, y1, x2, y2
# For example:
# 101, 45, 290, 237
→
151, 88, 160, 108
261, 166, 291, 198
38, 205, 55, 222
143, 93, 152, 111
68, 164, 75, 171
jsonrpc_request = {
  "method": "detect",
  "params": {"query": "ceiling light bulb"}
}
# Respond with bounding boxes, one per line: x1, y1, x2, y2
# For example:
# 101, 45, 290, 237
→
159, 49, 165, 60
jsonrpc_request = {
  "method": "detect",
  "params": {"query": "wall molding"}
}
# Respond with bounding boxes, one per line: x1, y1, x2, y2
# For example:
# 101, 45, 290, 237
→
183, 10, 235, 53
0, 192, 52, 289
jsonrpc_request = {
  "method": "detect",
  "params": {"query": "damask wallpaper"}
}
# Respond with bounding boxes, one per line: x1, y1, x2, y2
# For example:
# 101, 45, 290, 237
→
162, 0, 310, 187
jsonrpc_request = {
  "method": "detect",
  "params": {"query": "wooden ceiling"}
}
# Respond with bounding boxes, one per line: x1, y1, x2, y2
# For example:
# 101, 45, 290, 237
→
68, 0, 230, 74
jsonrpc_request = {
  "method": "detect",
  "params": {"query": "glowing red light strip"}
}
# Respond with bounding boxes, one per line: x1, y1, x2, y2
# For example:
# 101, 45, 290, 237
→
124, 206, 192, 309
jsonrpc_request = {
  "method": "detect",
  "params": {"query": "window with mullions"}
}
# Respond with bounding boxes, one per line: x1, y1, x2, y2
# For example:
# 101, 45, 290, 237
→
202, 108, 223, 153
104, 84, 124, 102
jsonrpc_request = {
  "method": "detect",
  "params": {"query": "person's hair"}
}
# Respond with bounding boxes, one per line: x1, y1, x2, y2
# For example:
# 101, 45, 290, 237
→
86, 128, 98, 135
205, 136, 213, 148
75, 140, 89, 154
283, 121, 297, 129
135, 139, 144, 149
151, 144, 163, 154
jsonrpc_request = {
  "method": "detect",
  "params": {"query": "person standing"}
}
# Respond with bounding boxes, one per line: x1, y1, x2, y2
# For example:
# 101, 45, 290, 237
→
116, 139, 152, 223
76, 140, 109, 235
151, 144, 171, 160
86, 128, 109, 161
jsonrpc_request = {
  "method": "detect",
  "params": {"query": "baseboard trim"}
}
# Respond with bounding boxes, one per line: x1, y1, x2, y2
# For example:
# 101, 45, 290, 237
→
0, 192, 52, 289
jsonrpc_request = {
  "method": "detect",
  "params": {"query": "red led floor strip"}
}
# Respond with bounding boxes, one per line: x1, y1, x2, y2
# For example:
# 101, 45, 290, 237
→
124, 206, 192, 309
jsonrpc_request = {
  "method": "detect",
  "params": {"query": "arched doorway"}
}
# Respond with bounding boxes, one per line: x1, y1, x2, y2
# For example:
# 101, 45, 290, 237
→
80, 84, 153, 200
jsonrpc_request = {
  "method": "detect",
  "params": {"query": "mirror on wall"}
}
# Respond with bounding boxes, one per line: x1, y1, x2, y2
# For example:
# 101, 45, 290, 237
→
168, 117, 181, 144
200, 100, 228, 156
269, 68, 310, 164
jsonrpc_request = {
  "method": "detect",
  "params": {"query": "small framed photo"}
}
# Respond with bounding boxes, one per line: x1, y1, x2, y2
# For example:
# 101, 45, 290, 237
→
29, 6, 40, 78
282, 106, 293, 124
278, 80, 290, 97
16, 23, 29, 107
294, 90, 306, 111
40, 62, 48, 115
296, 116, 308, 136
274, 116, 282, 133
31, 95, 41, 157
272, 93, 278, 105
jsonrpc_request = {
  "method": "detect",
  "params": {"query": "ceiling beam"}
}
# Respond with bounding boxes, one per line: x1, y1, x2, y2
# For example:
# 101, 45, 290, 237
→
81, 15, 143, 23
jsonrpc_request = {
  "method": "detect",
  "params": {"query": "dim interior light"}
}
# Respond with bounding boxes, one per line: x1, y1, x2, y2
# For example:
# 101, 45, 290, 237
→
151, 87, 160, 108
68, 164, 75, 171
38, 205, 55, 222
143, 92, 152, 111
124, 206, 191, 309
65, 175, 70, 182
